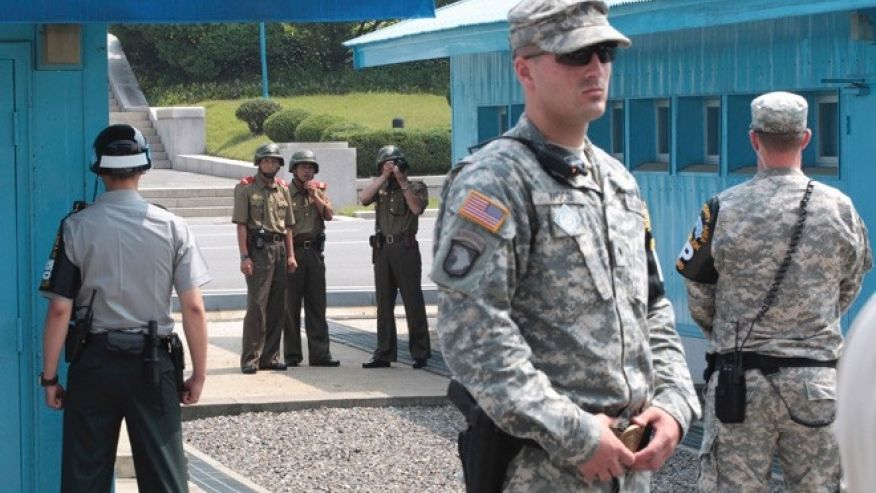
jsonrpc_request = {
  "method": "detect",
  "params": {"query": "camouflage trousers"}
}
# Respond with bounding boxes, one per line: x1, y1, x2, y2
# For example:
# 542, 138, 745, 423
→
503, 445, 650, 492
698, 366, 843, 493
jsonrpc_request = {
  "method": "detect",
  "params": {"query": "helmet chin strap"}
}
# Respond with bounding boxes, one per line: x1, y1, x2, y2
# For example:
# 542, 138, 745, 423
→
260, 170, 277, 180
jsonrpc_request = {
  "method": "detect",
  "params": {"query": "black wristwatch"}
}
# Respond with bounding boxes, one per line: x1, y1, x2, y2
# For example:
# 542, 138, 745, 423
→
39, 372, 58, 387
240, 254, 250, 261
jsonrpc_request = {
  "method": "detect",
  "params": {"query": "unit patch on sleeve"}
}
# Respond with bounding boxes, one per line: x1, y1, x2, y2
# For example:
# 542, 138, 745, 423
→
443, 229, 487, 278
458, 190, 509, 234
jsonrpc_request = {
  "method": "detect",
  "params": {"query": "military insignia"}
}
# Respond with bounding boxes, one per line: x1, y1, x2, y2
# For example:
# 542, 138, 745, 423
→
553, 204, 581, 235
240, 176, 255, 185
458, 190, 509, 234
443, 229, 487, 278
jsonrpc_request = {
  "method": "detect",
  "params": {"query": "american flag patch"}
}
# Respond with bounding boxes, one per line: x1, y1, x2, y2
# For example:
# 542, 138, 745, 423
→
458, 190, 509, 234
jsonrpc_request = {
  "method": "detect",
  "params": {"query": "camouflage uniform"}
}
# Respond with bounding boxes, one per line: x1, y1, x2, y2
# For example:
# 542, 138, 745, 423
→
284, 179, 334, 365
371, 178, 431, 362
232, 175, 294, 371
432, 115, 700, 492
677, 92, 872, 492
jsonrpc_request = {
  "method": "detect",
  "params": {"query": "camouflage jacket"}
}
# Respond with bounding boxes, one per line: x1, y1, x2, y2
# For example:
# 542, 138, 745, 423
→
680, 168, 872, 359
431, 116, 700, 485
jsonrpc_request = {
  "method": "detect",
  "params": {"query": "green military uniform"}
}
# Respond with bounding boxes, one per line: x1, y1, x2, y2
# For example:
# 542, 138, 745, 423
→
371, 179, 431, 362
232, 175, 294, 371
284, 179, 334, 365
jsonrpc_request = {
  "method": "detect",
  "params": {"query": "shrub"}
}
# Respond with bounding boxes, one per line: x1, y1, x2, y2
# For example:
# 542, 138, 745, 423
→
321, 121, 368, 142
235, 99, 282, 134
295, 114, 347, 142
264, 108, 312, 142
345, 127, 452, 177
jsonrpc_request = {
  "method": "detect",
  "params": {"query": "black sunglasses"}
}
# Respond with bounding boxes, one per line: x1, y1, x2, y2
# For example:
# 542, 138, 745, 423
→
525, 42, 618, 66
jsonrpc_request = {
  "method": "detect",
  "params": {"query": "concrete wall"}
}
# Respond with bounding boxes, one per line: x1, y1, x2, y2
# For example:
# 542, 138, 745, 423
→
279, 143, 358, 209
149, 106, 206, 166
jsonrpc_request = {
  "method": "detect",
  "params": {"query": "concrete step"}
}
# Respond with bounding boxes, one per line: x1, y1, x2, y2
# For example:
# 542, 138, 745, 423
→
173, 206, 233, 218
141, 188, 235, 199
145, 135, 161, 145
150, 142, 165, 153
110, 111, 150, 125
152, 159, 172, 169
151, 150, 168, 161
149, 196, 234, 209
139, 127, 157, 137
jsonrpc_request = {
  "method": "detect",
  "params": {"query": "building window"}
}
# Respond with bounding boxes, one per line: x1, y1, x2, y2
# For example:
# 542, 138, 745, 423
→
704, 99, 721, 165
477, 105, 509, 143
655, 99, 670, 162
611, 101, 624, 160
816, 94, 838, 166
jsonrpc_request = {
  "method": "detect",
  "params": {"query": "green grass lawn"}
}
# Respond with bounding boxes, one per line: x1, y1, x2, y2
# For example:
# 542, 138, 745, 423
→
201, 92, 450, 162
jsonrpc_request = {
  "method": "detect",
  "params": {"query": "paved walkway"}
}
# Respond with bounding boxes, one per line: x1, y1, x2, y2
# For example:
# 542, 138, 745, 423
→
115, 305, 449, 492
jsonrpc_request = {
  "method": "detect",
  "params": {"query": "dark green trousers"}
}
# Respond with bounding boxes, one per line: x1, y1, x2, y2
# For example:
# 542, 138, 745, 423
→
284, 245, 333, 364
372, 240, 431, 361
241, 241, 286, 369
62, 336, 186, 493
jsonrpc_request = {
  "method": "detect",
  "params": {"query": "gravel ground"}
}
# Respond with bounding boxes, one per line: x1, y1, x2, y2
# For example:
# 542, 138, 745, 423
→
183, 405, 784, 492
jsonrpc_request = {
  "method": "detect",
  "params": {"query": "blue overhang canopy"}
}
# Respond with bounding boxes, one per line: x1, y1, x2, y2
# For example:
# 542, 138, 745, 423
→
3, 0, 435, 23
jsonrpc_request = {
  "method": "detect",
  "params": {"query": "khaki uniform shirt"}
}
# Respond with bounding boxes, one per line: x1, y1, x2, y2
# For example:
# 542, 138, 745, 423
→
684, 168, 872, 359
431, 116, 699, 487
232, 175, 294, 233
45, 190, 211, 336
375, 180, 427, 236
288, 179, 326, 240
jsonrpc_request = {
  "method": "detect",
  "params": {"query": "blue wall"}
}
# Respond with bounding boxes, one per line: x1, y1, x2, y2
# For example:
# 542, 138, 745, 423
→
450, 12, 876, 345
0, 23, 107, 492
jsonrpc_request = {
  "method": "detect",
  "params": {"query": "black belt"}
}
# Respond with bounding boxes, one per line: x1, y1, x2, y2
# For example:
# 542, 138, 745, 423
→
384, 233, 411, 244
704, 352, 837, 381
251, 231, 285, 242
294, 239, 317, 249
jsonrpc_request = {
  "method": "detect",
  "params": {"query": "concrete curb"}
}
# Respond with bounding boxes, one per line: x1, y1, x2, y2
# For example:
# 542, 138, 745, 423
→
183, 286, 439, 312
182, 395, 450, 421
185, 444, 271, 493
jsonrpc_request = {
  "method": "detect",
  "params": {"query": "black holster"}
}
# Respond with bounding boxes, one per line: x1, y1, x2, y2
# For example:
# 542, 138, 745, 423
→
169, 333, 186, 392
144, 321, 160, 388
447, 380, 537, 493
64, 318, 90, 363
714, 360, 746, 424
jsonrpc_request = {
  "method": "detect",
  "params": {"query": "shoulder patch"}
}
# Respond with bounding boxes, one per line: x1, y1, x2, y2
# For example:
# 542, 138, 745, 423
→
277, 178, 288, 187
676, 197, 720, 284
443, 229, 487, 278
240, 176, 255, 185
458, 190, 509, 234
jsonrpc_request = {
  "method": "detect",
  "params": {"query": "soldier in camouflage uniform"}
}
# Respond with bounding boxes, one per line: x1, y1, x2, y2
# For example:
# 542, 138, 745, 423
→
283, 149, 339, 367
676, 91, 872, 492
431, 1, 700, 491
233, 143, 297, 374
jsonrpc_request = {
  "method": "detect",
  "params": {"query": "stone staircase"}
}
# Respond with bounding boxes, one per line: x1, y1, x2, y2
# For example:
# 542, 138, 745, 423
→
108, 90, 171, 169
139, 187, 235, 218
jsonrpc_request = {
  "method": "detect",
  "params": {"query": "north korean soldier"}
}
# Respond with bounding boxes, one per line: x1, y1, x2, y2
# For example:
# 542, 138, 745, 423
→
359, 145, 432, 369
431, 1, 701, 491
283, 149, 340, 367
233, 143, 297, 374
676, 91, 872, 492
39, 124, 210, 492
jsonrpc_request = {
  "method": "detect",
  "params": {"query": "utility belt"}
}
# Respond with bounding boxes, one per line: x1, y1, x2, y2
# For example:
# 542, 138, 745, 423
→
705, 352, 836, 426
83, 330, 186, 393
704, 352, 837, 382
369, 232, 416, 249
294, 233, 326, 251
447, 380, 650, 493
249, 229, 285, 249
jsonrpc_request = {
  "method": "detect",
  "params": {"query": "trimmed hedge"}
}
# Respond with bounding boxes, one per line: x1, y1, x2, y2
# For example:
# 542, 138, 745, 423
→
295, 114, 347, 142
264, 108, 312, 142
235, 99, 281, 135
345, 128, 452, 177
321, 121, 368, 142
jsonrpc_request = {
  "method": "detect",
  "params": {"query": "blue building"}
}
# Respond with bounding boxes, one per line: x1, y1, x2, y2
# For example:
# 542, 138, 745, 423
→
347, 0, 876, 379
0, 2, 434, 490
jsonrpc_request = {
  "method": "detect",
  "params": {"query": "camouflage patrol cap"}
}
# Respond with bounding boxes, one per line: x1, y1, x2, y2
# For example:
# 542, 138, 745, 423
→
509, 0, 631, 55
750, 91, 808, 134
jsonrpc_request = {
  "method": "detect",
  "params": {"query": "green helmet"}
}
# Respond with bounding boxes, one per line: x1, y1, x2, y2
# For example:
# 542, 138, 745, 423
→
253, 143, 284, 167
290, 149, 319, 174
375, 145, 409, 174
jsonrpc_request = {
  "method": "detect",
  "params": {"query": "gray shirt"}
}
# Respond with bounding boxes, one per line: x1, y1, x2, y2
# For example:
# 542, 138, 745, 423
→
48, 190, 211, 335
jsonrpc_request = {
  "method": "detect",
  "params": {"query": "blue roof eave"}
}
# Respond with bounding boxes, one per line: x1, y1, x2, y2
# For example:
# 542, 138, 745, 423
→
349, 0, 876, 68
352, 22, 508, 69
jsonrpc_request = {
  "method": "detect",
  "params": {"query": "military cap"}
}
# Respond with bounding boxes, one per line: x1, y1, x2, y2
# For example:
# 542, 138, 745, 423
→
509, 0, 631, 54
750, 91, 809, 134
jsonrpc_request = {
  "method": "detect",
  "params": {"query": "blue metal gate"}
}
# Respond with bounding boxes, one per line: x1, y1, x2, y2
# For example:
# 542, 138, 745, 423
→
0, 44, 25, 492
